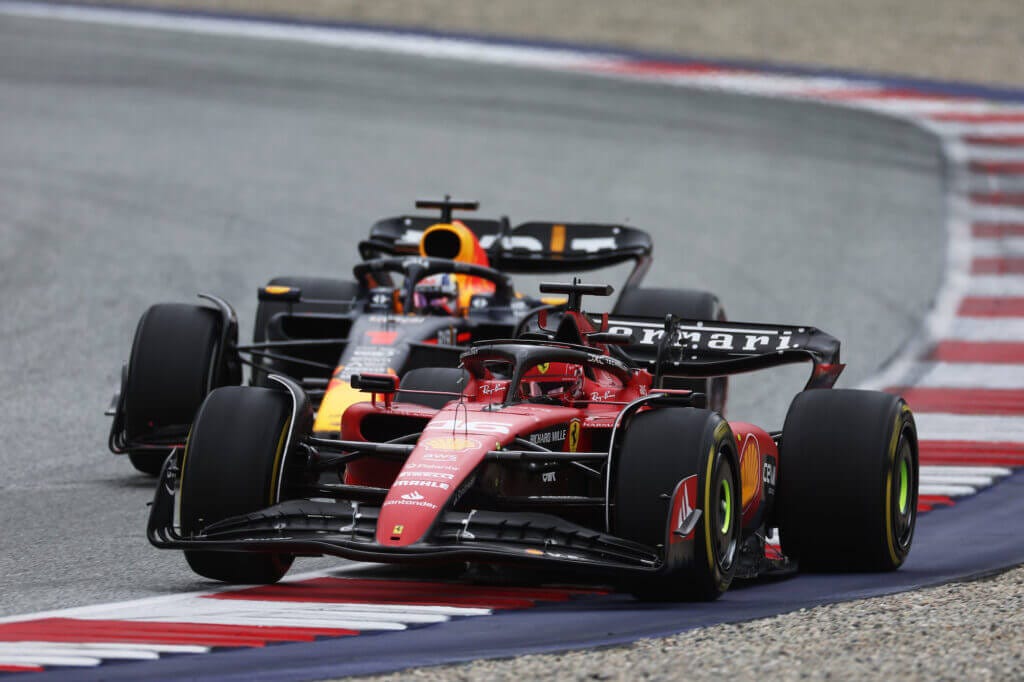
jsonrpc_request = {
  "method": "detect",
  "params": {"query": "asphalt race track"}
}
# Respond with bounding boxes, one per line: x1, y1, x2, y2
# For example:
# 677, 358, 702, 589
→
0, 1, 951, 655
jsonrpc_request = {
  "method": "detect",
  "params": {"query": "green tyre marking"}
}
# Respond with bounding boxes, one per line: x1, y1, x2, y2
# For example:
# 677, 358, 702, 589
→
898, 458, 909, 514
720, 478, 732, 534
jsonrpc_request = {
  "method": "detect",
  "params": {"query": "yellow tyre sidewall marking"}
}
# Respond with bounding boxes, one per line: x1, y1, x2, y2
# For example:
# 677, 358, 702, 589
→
703, 443, 717, 575
268, 422, 290, 505
884, 403, 912, 565
704, 421, 732, 576
176, 427, 194, 529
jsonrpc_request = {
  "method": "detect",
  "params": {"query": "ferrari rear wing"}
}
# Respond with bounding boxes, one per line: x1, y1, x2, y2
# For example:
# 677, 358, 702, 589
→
593, 313, 844, 390
362, 216, 653, 286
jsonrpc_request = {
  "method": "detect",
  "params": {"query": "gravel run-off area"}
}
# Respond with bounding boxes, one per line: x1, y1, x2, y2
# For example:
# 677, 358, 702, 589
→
30, 1, 1024, 680
364, 566, 1024, 682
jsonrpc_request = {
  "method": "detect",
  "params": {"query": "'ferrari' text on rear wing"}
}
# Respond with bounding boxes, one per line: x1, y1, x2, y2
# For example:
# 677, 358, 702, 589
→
594, 313, 844, 389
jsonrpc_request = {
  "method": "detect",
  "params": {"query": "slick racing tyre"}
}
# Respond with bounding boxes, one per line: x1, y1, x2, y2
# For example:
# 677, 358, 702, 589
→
778, 389, 918, 572
252, 276, 359, 386
612, 408, 740, 601
397, 367, 467, 409
179, 386, 296, 584
612, 287, 729, 413
123, 303, 237, 476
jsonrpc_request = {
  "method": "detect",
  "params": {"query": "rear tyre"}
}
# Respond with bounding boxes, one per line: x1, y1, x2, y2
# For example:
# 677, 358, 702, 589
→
179, 386, 296, 584
778, 389, 918, 572
123, 303, 233, 476
613, 287, 728, 413
397, 367, 467, 409
612, 408, 740, 601
252, 276, 359, 385
127, 451, 168, 477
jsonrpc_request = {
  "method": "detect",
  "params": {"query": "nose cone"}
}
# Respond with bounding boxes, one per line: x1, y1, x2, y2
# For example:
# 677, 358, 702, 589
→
376, 434, 493, 546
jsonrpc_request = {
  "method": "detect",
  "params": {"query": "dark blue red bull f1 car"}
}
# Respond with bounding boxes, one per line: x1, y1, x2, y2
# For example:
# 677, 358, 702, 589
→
107, 198, 727, 475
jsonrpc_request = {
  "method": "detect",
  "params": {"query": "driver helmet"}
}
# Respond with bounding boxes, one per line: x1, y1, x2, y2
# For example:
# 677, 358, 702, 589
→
520, 362, 584, 403
413, 273, 460, 314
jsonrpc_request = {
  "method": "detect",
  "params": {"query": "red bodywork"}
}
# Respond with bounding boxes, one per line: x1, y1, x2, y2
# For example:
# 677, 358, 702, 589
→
339, 307, 778, 547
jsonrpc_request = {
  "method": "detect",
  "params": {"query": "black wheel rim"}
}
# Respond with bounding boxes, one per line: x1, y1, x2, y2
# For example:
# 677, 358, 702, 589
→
712, 452, 738, 572
891, 429, 916, 552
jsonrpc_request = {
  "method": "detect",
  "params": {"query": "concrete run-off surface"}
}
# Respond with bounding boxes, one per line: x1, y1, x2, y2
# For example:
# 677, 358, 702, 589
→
63, 0, 1024, 87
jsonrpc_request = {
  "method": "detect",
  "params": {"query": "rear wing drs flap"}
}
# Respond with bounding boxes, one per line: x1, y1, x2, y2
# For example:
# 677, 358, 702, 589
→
593, 313, 844, 390
362, 216, 652, 281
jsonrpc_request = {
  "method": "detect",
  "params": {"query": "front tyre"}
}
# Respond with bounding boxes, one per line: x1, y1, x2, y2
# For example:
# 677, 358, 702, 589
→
612, 408, 740, 601
778, 389, 918, 572
123, 303, 236, 475
179, 386, 296, 583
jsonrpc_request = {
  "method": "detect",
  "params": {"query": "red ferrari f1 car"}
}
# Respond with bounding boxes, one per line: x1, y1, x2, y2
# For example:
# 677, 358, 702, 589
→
108, 198, 726, 475
147, 281, 917, 601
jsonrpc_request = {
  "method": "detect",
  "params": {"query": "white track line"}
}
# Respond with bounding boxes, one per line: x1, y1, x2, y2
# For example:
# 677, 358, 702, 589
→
131, 614, 412, 631
921, 473, 999, 487
918, 465, 1012, 489
913, 413, 1024, 442
0, 653, 102, 668
909, 363, 1024, 388
966, 275, 1024, 297
91, 598, 489, 621
596, 71, 870, 95
966, 204, 1024, 222
841, 100, 1024, 116
947, 317, 1024, 341
964, 147, 1024, 162
920, 484, 980, 497
971, 238, 1024, 257
920, 465, 1013, 478
969, 179, 1024, 196
0, 563, 382, 625
930, 122, 1024, 136
0, 643, 159, 661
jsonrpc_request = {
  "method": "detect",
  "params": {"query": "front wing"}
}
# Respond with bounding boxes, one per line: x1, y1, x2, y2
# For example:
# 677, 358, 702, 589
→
148, 468, 662, 574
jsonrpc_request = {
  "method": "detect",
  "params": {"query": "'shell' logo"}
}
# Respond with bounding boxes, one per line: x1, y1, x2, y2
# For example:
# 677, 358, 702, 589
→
422, 436, 481, 452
